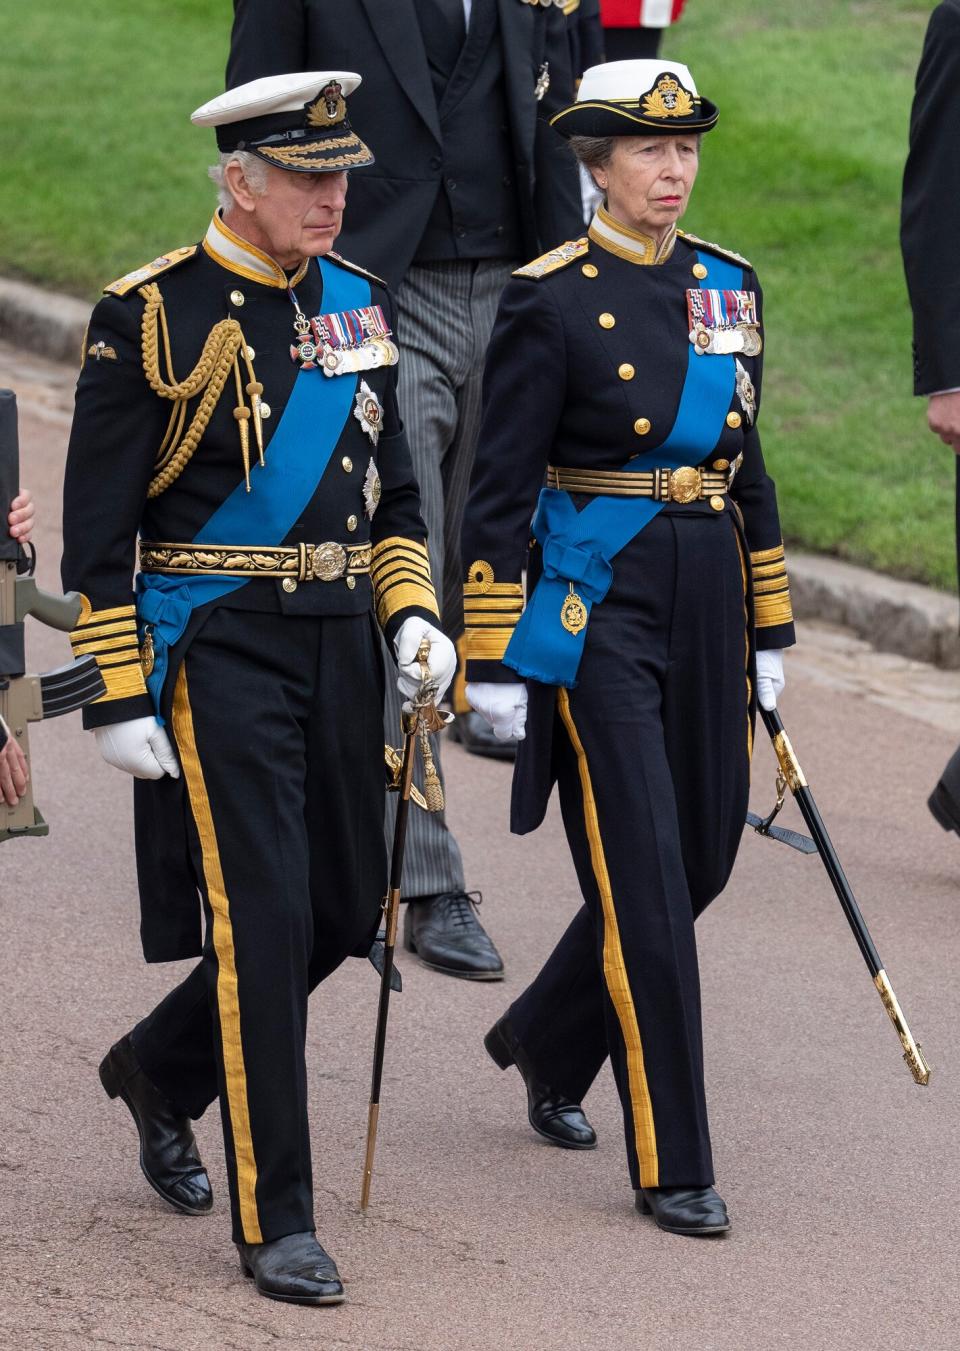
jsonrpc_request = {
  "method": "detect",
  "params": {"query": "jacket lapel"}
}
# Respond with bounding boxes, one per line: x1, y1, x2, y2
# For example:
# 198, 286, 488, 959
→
358, 0, 442, 143
496, 0, 537, 156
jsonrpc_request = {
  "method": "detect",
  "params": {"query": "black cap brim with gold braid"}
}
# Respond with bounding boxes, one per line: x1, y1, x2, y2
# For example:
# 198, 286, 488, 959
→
551, 63, 719, 139
193, 73, 374, 174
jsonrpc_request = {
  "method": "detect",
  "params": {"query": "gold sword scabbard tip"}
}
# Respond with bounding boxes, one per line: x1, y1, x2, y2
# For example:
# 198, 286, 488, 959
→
905, 1045, 932, 1087
875, 970, 931, 1086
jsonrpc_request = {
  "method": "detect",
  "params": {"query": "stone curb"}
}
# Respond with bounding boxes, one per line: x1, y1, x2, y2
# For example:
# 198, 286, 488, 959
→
0, 276, 92, 368
2, 272, 958, 669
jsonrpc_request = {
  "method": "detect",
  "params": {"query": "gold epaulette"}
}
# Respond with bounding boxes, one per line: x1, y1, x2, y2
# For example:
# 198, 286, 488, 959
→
326, 251, 387, 289
678, 232, 752, 270
104, 245, 199, 297
680, 232, 756, 268
513, 238, 589, 280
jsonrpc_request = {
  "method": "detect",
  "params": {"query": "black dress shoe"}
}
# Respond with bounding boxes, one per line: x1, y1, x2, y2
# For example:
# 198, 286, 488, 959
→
928, 746, 960, 836
448, 711, 517, 761
99, 1035, 212, 1216
404, 891, 505, 980
238, 1231, 345, 1306
485, 1013, 597, 1150
635, 1186, 730, 1236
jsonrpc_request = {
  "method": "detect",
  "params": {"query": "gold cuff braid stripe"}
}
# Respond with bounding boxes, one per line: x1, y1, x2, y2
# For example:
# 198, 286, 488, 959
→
172, 666, 262, 1244
375, 580, 439, 628
749, 543, 786, 566
754, 591, 794, 628
464, 613, 523, 627
372, 537, 430, 566
71, 633, 140, 657
752, 575, 790, 595
751, 558, 789, 579
97, 658, 149, 703
462, 629, 515, 661
557, 690, 659, 1188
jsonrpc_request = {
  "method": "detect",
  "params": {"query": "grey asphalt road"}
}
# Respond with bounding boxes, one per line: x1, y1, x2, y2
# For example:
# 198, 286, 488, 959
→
2, 345, 959, 1351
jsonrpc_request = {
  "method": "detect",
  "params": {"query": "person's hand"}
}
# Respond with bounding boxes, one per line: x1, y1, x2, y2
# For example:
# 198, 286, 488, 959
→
94, 716, 180, 780
755, 650, 785, 711
0, 723, 29, 805
7, 490, 35, 544
466, 681, 528, 742
394, 619, 457, 703
927, 391, 960, 453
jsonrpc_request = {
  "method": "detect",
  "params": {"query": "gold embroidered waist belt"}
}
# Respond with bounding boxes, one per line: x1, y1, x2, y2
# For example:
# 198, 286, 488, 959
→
546, 464, 729, 504
139, 540, 372, 582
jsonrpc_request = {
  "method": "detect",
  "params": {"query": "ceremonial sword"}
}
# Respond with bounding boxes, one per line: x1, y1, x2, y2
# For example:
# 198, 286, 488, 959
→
1, 389, 105, 842
361, 638, 450, 1212
748, 704, 931, 1086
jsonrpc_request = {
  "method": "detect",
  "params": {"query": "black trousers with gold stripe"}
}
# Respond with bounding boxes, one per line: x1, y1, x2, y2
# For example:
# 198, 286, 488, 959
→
508, 508, 754, 1191
128, 608, 386, 1244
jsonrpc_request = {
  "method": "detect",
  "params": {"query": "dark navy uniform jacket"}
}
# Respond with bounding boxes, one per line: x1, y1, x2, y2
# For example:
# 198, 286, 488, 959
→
461, 217, 795, 828
62, 215, 440, 733
60, 219, 441, 961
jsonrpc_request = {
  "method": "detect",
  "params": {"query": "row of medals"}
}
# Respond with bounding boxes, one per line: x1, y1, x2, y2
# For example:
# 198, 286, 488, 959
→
690, 321, 762, 358
291, 312, 399, 377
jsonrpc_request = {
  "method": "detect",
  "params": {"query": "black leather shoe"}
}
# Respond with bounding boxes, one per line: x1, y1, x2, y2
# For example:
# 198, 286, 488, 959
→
99, 1035, 212, 1216
928, 746, 960, 836
448, 711, 517, 761
485, 1013, 597, 1150
404, 891, 505, 980
635, 1186, 730, 1236
238, 1231, 345, 1306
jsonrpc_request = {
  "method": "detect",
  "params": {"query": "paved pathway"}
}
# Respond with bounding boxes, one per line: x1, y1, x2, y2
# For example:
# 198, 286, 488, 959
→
2, 346, 959, 1350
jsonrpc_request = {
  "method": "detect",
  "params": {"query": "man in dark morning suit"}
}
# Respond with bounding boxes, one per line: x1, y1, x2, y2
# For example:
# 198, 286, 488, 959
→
901, 0, 960, 836
62, 75, 455, 1305
227, 0, 599, 980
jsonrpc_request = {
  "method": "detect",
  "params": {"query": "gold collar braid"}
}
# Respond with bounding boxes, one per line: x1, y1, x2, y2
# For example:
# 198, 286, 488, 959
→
139, 282, 265, 498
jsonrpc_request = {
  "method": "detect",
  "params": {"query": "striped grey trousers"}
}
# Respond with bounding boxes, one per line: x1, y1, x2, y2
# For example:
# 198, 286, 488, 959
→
383, 258, 517, 899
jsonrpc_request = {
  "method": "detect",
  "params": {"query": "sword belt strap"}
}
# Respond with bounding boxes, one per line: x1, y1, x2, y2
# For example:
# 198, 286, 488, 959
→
139, 539, 372, 583
546, 465, 730, 503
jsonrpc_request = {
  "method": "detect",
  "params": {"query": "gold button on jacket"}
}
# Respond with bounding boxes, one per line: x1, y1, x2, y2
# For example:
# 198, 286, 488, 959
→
634, 418, 651, 436
599, 313, 616, 329
618, 363, 635, 381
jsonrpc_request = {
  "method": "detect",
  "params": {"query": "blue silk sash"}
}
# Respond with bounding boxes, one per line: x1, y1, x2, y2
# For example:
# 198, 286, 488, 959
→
137, 255, 370, 718
503, 252, 742, 687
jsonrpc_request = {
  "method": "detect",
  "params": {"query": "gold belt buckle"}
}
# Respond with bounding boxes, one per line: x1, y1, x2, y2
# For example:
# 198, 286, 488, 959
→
667, 466, 702, 504
310, 541, 349, 582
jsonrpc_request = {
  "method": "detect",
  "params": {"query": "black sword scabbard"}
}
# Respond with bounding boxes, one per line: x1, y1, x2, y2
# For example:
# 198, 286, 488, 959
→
760, 706, 930, 1086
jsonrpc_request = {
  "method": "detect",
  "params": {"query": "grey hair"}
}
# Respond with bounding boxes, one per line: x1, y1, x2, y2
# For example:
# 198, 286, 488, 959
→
567, 135, 616, 173
208, 150, 270, 212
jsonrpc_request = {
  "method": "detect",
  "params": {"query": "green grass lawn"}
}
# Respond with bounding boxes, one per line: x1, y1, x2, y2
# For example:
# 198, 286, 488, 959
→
0, 0, 952, 587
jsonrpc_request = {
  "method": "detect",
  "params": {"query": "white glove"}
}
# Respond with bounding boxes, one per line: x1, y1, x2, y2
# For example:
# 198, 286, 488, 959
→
95, 716, 180, 780
466, 681, 528, 742
394, 619, 457, 703
755, 649, 785, 711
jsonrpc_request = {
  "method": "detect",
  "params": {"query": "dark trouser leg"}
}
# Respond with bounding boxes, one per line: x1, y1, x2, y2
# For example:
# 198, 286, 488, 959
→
132, 610, 384, 1244
504, 512, 752, 1188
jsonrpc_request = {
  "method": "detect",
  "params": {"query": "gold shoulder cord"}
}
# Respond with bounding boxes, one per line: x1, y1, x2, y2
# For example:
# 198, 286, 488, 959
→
139, 282, 264, 497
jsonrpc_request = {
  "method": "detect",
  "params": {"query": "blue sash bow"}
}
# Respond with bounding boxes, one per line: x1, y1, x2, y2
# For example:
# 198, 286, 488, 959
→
504, 252, 742, 688
137, 255, 371, 719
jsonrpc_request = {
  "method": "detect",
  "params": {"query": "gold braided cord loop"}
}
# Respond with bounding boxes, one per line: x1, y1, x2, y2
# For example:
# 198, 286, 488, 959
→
139, 283, 257, 497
